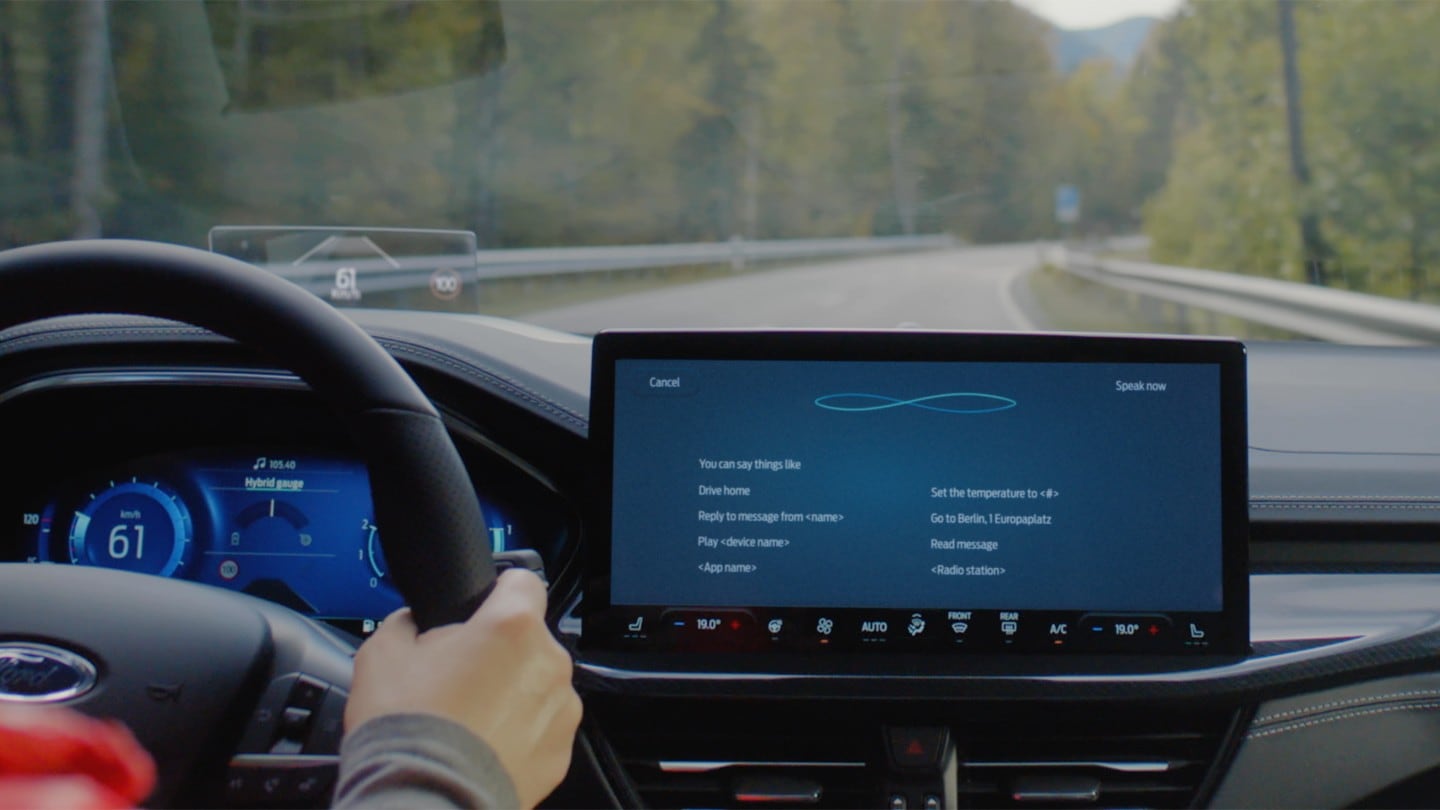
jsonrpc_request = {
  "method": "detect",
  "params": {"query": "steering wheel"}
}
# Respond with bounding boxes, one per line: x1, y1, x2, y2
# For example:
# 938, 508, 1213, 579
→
0, 240, 497, 804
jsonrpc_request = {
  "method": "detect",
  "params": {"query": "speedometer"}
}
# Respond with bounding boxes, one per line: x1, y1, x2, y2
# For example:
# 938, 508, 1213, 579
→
62, 478, 193, 577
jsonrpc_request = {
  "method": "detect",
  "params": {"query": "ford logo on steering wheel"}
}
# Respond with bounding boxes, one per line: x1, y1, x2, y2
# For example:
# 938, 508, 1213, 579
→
0, 642, 98, 703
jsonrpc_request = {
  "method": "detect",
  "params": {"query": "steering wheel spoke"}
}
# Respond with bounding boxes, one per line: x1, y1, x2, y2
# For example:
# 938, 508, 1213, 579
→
220, 607, 357, 808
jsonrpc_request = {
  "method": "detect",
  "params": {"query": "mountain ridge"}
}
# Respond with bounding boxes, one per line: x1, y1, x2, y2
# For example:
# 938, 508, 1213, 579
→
1051, 16, 1158, 73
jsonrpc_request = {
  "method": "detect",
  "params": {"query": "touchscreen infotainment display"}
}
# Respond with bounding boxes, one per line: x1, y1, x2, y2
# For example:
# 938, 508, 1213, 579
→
584, 332, 1248, 658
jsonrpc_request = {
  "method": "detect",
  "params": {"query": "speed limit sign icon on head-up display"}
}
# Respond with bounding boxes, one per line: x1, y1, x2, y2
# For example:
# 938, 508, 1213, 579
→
430, 268, 463, 301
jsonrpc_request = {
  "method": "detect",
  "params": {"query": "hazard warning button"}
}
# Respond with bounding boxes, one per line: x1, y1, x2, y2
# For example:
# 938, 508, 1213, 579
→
886, 726, 948, 770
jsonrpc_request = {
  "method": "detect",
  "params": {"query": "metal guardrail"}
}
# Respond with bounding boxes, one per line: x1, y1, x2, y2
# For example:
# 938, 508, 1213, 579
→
470, 235, 956, 279
263, 235, 956, 297
1063, 250, 1440, 346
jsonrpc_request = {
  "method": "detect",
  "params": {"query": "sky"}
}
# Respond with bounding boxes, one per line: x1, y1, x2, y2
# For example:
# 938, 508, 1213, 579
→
1015, 0, 1185, 30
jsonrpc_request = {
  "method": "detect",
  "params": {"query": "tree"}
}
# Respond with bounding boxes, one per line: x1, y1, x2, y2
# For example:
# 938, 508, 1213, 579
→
1277, 0, 1331, 285
1303, 1, 1440, 299
1141, 1, 1305, 279
671, 0, 772, 241
70, 0, 110, 238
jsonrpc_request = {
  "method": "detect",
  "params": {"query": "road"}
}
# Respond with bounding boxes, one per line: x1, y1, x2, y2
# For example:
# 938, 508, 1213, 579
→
524, 243, 1049, 333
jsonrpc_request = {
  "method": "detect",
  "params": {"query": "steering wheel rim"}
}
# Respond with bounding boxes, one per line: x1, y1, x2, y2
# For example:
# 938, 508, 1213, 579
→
0, 239, 496, 630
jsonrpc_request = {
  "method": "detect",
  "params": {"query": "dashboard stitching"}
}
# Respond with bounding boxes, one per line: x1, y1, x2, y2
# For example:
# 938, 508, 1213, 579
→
372, 337, 588, 429
0, 325, 213, 352
1247, 702, 1440, 740
378, 336, 583, 423
0, 315, 201, 336
1255, 689, 1440, 724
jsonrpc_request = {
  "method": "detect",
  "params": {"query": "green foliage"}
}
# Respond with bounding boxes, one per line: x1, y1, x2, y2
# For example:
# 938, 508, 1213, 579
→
1139, 0, 1440, 298
2, 0, 1438, 305
0, 0, 1074, 250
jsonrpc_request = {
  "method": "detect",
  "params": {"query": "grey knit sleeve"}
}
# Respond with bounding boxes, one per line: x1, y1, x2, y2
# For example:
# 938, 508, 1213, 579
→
333, 713, 521, 810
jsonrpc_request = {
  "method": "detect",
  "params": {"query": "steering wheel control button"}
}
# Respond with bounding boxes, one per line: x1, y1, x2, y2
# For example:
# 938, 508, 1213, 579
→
305, 685, 350, 754
887, 727, 948, 770
228, 754, 338, 807
280, 707, 314, 739
288, 676, 329, 711
291, 767, 336, 803
0, 642, 98, 703
493, 548, 548, 585
242, 673, 344, 759
224, 768, 263, 805
239, 676, 298, 753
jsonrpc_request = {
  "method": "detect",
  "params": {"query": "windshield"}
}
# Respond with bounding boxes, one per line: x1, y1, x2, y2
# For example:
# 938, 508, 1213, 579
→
3, 0, 1438, 342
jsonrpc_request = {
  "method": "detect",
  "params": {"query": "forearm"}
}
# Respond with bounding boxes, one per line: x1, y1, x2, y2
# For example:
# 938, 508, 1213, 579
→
334, 713, 520, 810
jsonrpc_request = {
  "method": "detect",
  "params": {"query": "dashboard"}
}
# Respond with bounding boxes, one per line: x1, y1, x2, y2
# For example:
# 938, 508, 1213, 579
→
0, 364, 577, 641
5, 309, 1440, 809
20, 448, 520, 636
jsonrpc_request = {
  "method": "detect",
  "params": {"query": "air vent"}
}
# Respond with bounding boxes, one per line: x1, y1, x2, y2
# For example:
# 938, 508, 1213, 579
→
625, 759, 872, 809
951, 704, 1235, 809
612, 731, 876, 808
595, 700, 878, 809
591, 698, 1238, 810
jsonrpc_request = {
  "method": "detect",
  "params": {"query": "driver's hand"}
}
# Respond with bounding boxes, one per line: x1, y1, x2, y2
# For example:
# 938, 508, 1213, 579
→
344, 569, 581, 808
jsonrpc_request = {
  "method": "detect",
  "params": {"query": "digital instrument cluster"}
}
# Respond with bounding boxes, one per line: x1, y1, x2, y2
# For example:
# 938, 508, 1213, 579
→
20, 450, 519, 636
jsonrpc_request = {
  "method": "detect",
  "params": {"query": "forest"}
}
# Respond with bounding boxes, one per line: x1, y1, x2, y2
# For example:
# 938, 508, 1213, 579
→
2, 1, 1437, 300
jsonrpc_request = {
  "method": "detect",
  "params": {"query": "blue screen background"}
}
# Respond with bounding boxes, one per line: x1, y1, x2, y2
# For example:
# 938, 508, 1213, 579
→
610, 359, 1223, 612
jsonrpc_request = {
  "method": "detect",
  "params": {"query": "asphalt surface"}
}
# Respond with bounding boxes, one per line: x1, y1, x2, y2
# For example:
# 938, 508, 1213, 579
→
524, 243, 1050, 333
